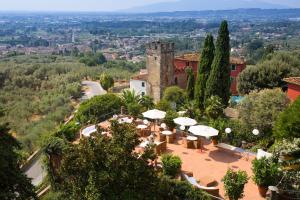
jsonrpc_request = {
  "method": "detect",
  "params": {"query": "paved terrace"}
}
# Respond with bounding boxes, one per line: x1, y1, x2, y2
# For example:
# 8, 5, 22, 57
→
98, 120, 264, 200
165, 138, 263, 200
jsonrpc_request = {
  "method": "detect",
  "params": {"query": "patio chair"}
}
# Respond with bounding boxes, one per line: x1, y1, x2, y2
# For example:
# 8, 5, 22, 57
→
181, 173, 220, 197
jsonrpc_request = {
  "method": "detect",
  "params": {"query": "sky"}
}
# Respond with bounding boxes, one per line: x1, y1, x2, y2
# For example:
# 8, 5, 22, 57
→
0, 0, 300, 12
0, 0, 177, 12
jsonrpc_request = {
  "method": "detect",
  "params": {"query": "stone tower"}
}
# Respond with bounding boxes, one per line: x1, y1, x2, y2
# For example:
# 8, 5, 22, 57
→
146, 41, 175, 103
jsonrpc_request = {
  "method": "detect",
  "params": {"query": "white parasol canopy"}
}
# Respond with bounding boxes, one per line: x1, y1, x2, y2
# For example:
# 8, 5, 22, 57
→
142, 109, 166, 120
82, 125, 97, 137
174, 117, 197, 127
188, 125, 219, 137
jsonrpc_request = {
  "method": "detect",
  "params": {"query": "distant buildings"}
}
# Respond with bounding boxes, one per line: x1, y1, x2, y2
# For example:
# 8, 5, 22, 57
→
284, 77, 300, 101
130, 41, 246, 102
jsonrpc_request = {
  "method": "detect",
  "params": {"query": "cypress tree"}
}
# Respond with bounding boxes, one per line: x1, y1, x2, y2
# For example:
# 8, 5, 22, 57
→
194, 34, 215, 110
205, 20, 230, 105
185, 66, 195, 100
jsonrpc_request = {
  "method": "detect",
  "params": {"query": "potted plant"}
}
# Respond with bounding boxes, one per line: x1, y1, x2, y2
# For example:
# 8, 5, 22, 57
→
222, 168, 249, 200
161, 154, 182, 179
252, 157, 280, 197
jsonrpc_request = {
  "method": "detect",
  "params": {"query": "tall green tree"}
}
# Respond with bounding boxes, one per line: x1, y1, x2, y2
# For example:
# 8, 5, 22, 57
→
0, 123, 37, 200
206, 21, 230, 105
185, 67, 195, 100
194, 34, 215, 110
99, 73, 114, 91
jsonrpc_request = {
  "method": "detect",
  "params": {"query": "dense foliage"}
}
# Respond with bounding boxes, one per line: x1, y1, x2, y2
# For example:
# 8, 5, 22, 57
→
0, 55, 102, 151
237, 51, 300, 95
79, 52, 107, 66
75, 94, 123, 124
206, 21, 231, 105
163, 86, 186, 109
238, 88, 289, 137
194, 34, 215, 110
274, 96, 300, 139
0, 123, 36, 200
222, 169, 248, 200
185, 66, 195, 100
161, 154, 182, 178
99, 73, 114, 91
252, 157, 281, 187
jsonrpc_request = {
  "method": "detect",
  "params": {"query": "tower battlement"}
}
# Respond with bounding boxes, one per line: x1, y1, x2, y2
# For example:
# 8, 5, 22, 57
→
146, 41, 175, 53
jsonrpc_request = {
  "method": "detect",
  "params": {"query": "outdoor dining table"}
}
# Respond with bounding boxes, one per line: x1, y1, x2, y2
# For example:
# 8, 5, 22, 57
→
162, 130, 174, 143
186, 136, 198, 149
137, 124, 148, 137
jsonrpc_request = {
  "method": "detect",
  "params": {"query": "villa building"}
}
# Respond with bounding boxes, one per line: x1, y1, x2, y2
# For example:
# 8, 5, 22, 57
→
130, 41, 246, 102
284, 77, 300, 101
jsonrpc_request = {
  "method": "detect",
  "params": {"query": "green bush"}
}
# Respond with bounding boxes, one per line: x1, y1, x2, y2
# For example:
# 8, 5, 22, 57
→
75, 94, 123, 124
274, 96, 300, 139
222, 169, 248, 200
156, 100, 172, 111
252, 157, 281, 187
205, 95, 224, 119
163, 86, 186, 108
55, 121, 80, 142
164, 110, 179, 130
161, 154, 182, 178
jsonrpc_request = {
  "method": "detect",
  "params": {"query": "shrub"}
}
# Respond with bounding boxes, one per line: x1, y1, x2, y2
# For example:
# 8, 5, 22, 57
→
252, 157, 281, 187
55, 121, 80, 142
156, 100, 172, 111
99, 73, 114, 91
238, 88, 289, 136
274, 96, 300, 139
164, 110, 179, 130
205, 95, 224, 119
222, 169, 248, 200
163, 86, 186, 108
161, 154, 182, 178
75, 94, 123, 124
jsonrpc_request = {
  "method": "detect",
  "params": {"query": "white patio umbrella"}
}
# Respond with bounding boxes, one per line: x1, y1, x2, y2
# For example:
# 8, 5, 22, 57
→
82, 125, 97, 137
142, 109, 166, 120
188, 125, 219, 137
173, 117, 197, 127
142, 109, 166, 132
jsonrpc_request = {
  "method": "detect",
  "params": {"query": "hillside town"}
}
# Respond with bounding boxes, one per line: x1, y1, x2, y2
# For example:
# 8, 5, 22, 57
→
1, 3, 300, 200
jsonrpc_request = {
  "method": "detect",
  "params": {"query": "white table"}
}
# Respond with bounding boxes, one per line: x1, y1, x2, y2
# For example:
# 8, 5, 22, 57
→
187, 136, 198, 141
162, 130, 173, 135
119, 117, 133, 124
137, 124, 148, 129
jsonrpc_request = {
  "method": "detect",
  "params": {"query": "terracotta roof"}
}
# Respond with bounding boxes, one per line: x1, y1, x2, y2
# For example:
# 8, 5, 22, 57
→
131, 74, 148, 81
175, 53, 245, 65
175, 53, 200, 62
284, 77, 300, 86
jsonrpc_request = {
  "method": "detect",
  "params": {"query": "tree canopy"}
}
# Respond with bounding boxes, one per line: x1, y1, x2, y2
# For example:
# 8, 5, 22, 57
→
194, 34, 215, 110
238, 88, 290, 136
0, 123, 36, 200
185, 67, 195, 100
237, 51, 300, 95
274, 96, 300, 139
75, 94, 123, 124
99, 73, 114, 91
205, 21, 230, 105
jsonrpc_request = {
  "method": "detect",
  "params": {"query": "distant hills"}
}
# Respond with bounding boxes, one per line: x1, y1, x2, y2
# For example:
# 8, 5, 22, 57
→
125, 0, 292, 13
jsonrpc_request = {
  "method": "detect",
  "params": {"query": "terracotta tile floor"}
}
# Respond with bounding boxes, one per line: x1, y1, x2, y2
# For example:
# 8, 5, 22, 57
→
162, 136, 264, 200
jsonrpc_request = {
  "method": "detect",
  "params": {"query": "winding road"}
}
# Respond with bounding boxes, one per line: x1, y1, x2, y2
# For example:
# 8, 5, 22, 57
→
81, 80, 107, 100
24, 81, 106, 186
